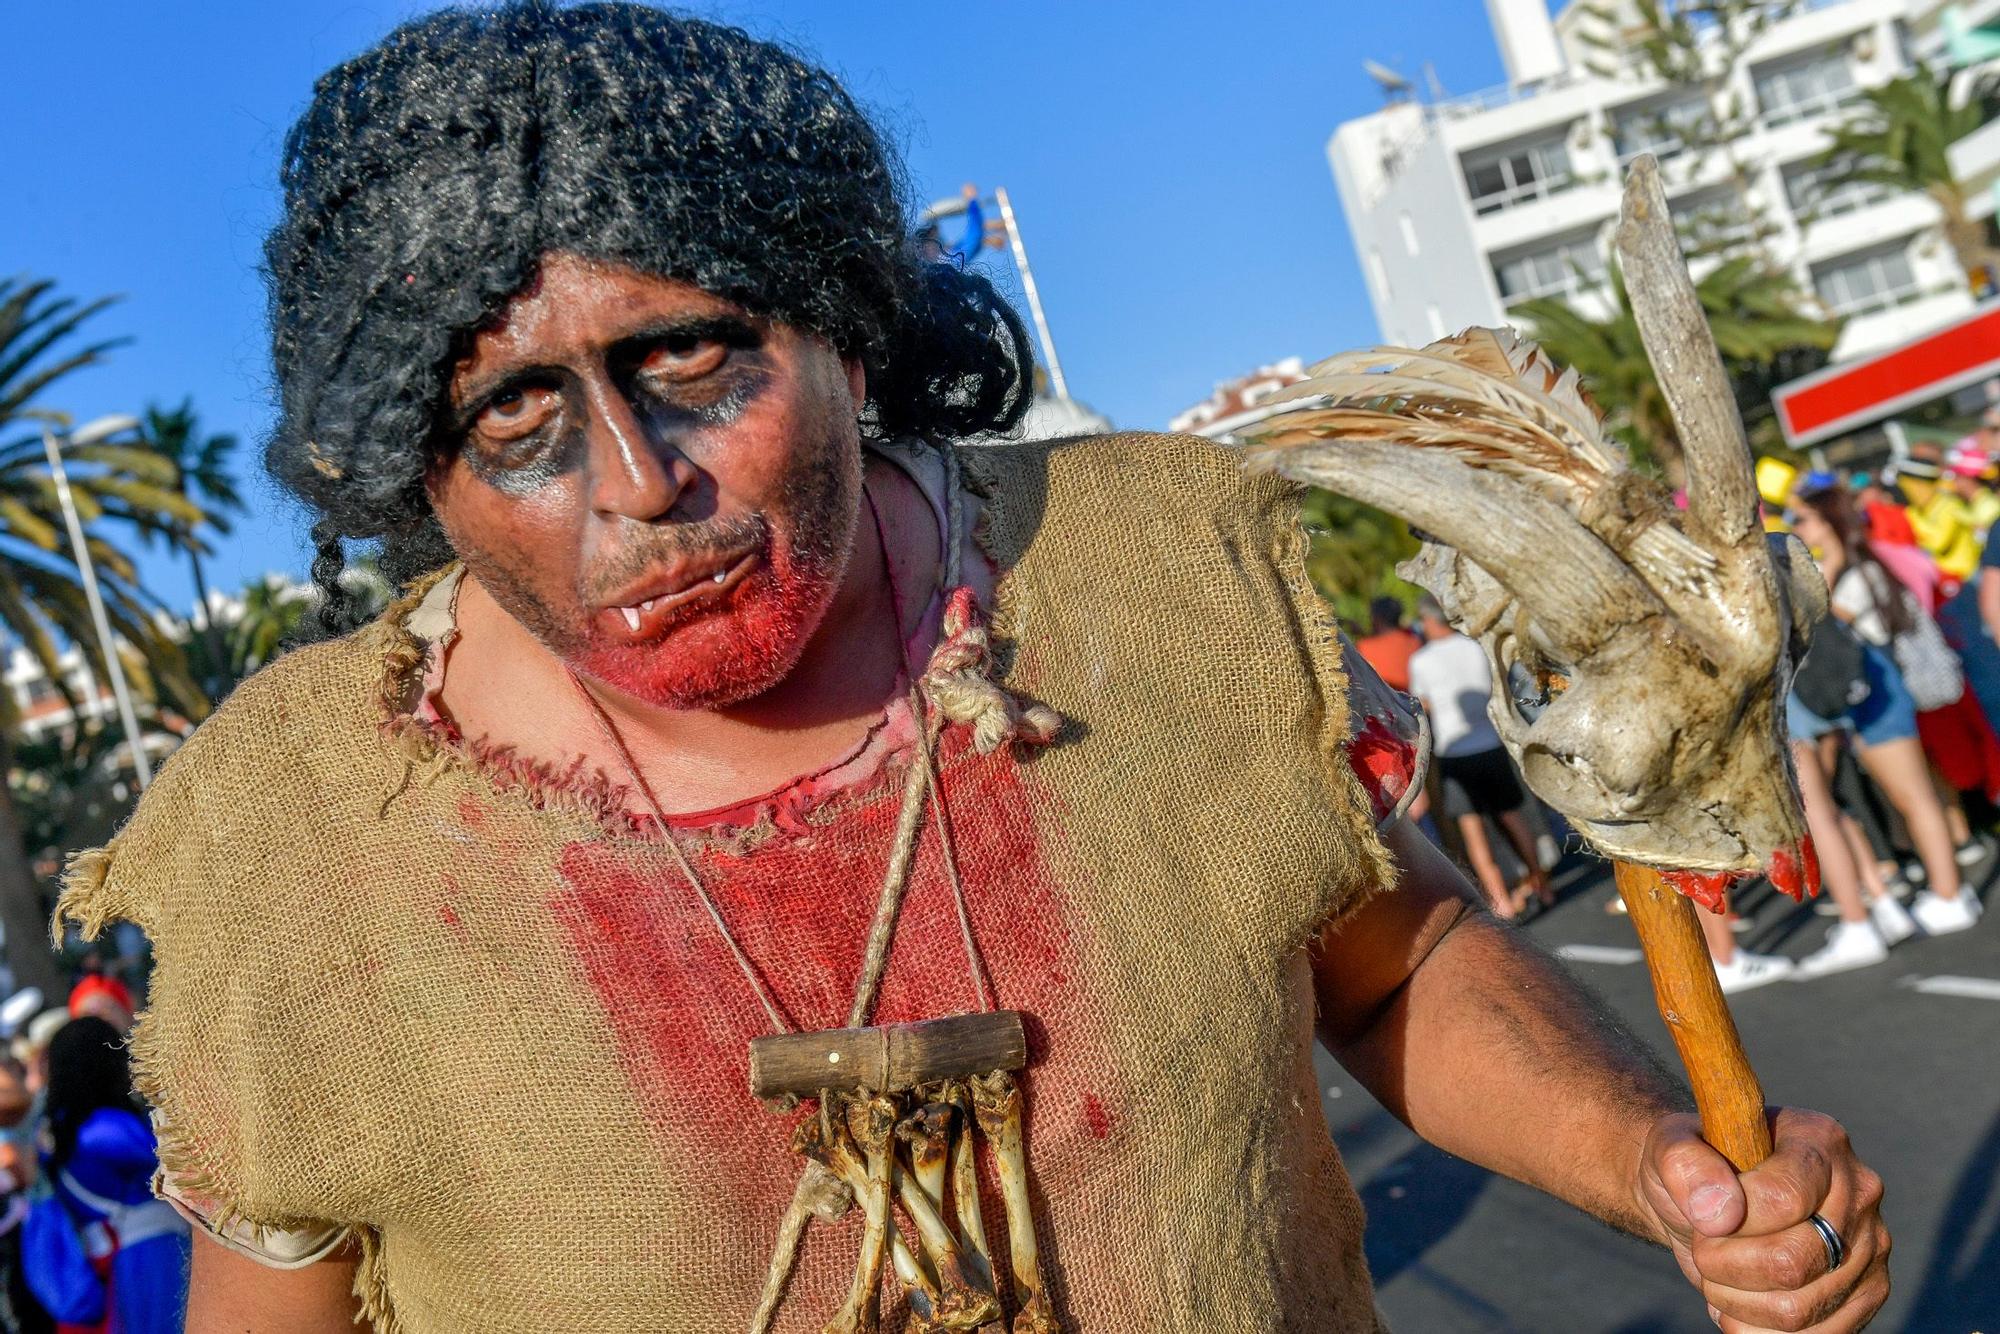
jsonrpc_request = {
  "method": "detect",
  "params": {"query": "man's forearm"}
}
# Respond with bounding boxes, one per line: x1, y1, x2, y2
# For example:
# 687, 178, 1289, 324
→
1321, 829, 1688, 1239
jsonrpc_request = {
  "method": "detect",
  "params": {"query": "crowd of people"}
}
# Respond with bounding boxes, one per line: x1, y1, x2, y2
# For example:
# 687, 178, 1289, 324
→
1356, 414, 2000, 993
0, 973, 188, 1333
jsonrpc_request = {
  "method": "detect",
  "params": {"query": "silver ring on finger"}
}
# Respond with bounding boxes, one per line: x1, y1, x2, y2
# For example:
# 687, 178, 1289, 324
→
1808, 1212, 1846, 1273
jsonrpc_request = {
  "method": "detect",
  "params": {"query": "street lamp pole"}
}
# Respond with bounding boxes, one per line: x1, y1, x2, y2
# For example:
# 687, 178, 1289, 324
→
41, 417, 152, 791
992, 187, 1070, 402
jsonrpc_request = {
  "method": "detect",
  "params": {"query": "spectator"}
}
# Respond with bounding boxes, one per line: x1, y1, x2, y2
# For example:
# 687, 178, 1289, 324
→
1784, 498, 1984, 937
1854, 472, 1918, 549
1353, 595, 1421, 694
1791, 485, 1999, 854
29, 1019, 188, 1334
1901, 454, 1980, 590
60, 983, 129, 1041
1949, 439, 2000, 541
1407, 598, 1551, 919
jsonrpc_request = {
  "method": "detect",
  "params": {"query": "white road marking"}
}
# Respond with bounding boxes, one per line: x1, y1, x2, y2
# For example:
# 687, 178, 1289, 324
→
1556, 944, 1645, 965
1899, 975, 2000, 1001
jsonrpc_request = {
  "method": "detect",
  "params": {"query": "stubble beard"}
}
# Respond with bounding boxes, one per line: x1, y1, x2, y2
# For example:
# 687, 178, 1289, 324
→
460, 424, 862, 712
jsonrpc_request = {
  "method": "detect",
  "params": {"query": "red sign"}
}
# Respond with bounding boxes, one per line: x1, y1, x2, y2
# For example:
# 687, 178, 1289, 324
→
1774, 300, 2000, 447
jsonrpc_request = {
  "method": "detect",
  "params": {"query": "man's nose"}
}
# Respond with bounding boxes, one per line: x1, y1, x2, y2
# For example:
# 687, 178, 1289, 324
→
582, 382, 696, 520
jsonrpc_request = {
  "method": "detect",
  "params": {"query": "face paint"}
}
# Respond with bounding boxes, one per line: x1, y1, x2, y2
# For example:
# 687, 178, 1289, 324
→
432, 256, 867, 710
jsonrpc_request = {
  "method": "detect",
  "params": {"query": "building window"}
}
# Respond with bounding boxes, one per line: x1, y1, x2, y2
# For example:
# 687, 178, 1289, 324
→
24, 676, 59, 706
1462, 134, 1575, 215
1670, 189, 1758, 253
1368, 248, 1391, 301
1784, 157, 1893, 220
1812, 242, 1921, 316
1493, 235, 1608, 305
1426, 303, 1446, 339
1399, 211, 1421, 256
1612, 96, 1710, 163
1754, 53, 1858, 130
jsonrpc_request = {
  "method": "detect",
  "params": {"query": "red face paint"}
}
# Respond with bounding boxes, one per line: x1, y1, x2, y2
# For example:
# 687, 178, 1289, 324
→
572, 551, 843, 710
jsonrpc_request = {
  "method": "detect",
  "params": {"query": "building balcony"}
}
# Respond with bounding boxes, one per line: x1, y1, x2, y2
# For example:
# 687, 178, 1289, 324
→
1797, 194, 1945, 265
1950, 116, 2000, 220
1833, 287, 1979, 359
1471, 179, 1621, 256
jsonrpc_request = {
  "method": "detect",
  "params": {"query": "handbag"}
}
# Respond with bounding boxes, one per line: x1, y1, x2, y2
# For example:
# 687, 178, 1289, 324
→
1793, 617, 1869, 720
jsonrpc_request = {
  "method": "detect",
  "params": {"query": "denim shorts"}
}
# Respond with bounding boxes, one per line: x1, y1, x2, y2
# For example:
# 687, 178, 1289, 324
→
1789, 643, 1918, 748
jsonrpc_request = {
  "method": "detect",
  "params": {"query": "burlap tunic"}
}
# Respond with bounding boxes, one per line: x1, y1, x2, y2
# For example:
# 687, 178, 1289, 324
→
60, 431, 1409, 1332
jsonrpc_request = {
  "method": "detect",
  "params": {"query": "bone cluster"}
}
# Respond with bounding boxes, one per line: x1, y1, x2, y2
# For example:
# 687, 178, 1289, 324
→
777, 1073, 1056, 1334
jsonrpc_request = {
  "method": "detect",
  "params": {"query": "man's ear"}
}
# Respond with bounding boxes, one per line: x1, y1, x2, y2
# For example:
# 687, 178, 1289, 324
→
845, 358, 866, 415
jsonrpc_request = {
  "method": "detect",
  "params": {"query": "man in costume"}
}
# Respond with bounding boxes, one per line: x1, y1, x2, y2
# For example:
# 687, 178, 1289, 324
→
58, 6, 1888, 1331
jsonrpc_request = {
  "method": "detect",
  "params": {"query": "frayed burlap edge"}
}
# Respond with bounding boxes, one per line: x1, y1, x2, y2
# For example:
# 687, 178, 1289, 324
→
54, 844, 349, 1239
1269, 490, 1401, 942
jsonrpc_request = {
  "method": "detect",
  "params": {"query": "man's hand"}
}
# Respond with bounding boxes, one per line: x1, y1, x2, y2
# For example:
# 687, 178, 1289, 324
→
1638, 1109, 1889, 1332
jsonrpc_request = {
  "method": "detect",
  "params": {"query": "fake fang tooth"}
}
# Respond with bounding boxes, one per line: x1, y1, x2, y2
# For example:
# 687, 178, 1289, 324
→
620, 606, 642, 631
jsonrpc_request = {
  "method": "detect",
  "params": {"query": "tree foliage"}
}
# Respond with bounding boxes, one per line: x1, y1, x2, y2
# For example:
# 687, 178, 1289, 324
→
0, 279, 207, 733
1514, 257, 1838, 481
1822, 72, 2000, 284
1299, 488, 1422, 628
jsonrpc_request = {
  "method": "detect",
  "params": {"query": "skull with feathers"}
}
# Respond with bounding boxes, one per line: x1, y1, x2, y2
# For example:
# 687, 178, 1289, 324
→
1239, 325, 1826, 908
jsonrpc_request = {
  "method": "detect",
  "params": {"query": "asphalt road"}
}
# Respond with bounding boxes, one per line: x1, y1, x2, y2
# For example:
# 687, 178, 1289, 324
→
1320, 850, 2000, 1333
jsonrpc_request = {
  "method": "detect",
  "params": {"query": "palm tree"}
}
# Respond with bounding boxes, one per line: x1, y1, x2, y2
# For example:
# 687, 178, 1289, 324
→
0, 278, 208, 993
1822, 73, 1999, 286
1300, 489, 1421, 628
1514, 257, 1839, 483
178, 574, 312, 697
138, 401, 245, 697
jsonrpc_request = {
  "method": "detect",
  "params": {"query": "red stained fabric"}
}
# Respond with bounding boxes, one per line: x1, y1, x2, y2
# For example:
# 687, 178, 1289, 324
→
547, 737, 1104, 1210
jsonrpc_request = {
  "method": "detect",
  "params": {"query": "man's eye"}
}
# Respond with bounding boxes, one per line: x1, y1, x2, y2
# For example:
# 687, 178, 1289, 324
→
642, 336, 729, 381
474, 386, 559, 441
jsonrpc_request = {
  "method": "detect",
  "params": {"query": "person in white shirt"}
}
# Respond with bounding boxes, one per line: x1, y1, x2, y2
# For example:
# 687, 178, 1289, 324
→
1407, 599, 1551, 919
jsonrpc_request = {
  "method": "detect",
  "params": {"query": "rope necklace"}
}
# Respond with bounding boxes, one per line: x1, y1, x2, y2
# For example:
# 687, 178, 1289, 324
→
561, 469, 992, 1036
560, 452, 1058, 1331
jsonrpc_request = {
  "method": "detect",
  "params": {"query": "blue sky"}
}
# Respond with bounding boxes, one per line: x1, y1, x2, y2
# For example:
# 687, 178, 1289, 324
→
2, 1, 1520, 612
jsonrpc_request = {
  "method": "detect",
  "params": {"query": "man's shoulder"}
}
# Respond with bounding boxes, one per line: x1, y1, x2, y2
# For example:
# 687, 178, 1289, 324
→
57, 619, 398, 943
113, 623, 391, 848
960, 430, 1296, 567
180, 623, 391, 772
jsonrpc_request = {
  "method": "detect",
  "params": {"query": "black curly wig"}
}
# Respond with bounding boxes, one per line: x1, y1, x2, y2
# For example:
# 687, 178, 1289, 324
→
265, 1, 1034, 632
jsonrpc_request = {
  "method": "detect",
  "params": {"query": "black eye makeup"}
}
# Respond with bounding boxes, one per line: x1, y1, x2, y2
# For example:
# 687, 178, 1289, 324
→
449, 313, 771, 494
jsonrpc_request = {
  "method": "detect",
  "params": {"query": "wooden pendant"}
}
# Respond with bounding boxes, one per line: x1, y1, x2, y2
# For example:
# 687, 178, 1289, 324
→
748, 1012, 1058, 1333
748, 1011, 1028, 1100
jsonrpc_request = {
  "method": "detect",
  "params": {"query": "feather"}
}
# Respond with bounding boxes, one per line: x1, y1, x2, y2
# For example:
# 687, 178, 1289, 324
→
1245, 328, 1719, 595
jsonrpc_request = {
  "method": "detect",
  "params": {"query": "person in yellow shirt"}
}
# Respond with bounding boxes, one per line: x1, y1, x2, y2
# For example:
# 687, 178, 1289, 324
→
1948, 440, 2000, 538
1902, 455, 1980, 585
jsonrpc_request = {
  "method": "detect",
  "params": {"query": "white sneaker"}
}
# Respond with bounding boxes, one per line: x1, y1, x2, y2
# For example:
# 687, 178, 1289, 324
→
1714, 951, 1796, 994
1792, 921, 1890, 980
1955, 838, 1992, 866
1869, 893, 1918, 946
1911, 890, 1983, 935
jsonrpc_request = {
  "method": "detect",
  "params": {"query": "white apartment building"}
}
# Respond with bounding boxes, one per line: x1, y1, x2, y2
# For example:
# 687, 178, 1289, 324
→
1329, 0, 2000, 365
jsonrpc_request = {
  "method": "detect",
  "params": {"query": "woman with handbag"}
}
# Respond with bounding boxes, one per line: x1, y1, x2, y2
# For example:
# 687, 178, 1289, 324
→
1790, 484, 1986, 942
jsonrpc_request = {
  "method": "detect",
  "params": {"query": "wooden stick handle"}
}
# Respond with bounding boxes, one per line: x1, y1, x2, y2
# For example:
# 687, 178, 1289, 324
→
1613, 861, 1773, 1171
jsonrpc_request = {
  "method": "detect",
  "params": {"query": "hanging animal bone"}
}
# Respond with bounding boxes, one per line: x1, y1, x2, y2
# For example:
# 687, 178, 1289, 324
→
796, 1113, 942, 1326
749, 1011, 1049, 1332
1238, 154, 1821, 1173
972, 1072, 1059, 1334
896, 1097, 1004, 1326
825, 1093, 898, 1334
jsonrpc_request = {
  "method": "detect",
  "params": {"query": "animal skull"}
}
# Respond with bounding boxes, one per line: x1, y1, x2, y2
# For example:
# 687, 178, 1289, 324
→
1239, 163, 1822, 896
